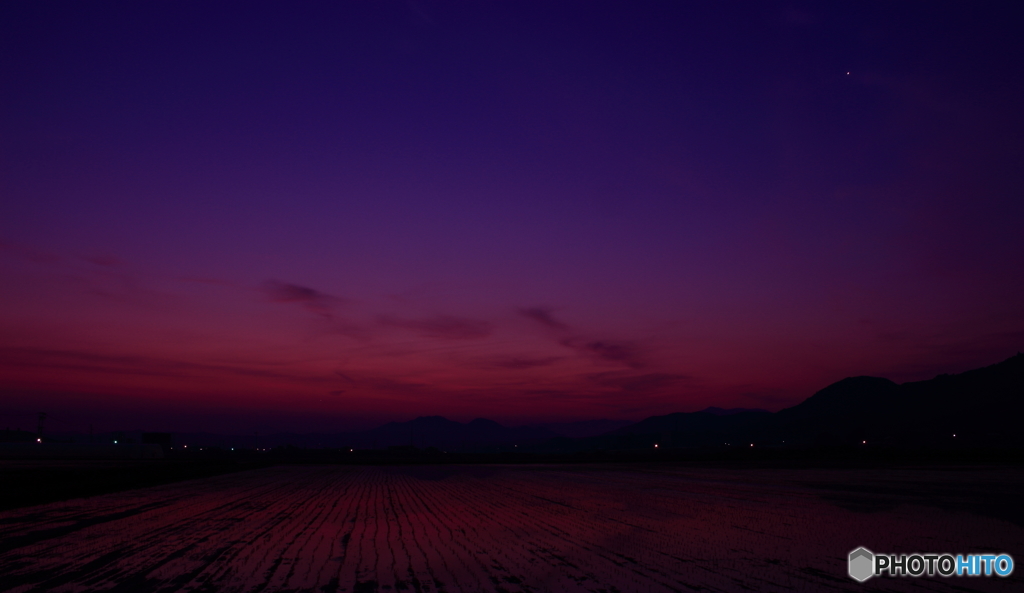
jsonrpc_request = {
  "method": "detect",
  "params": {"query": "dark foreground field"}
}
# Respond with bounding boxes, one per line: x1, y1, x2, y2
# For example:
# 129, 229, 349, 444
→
1, 464, 1022, 593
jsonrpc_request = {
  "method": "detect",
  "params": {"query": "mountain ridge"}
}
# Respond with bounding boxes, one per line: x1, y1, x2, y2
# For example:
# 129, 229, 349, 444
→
26, 353, 1022, 451
557, 352, 1023, 451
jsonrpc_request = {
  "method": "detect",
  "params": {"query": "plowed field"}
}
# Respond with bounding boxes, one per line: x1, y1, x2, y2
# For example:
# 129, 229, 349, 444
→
1, 464, 1021, 592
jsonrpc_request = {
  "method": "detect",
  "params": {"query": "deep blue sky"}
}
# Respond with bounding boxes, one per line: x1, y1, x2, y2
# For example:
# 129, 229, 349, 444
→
2, 1, 1022, 432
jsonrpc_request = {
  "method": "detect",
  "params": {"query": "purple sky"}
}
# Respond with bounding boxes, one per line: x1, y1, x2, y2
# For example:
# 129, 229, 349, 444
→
2, 2, 1022, 433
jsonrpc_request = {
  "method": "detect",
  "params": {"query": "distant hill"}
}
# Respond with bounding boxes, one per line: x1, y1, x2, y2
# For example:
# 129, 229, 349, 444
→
699, 406, 769, 416
530, 408, 770, 452
93, 418, 623, 451
768, 353, 1023, 446
533, 419, 632, 438
160, 418, 556, 452
25, 354, 1021, 453
530, 353, 1023, 452
351, 416, 556, 450
610, 409, 769, 439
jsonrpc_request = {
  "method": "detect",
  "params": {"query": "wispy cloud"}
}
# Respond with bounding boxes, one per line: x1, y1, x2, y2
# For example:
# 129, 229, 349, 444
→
378, 315, 493, 340
560, 338, 645, 368
518, 307, 570, 331
335, 371, 357, 383
0, 347, 334, 385
489, 356, 562, 370
262, 280, 344, 317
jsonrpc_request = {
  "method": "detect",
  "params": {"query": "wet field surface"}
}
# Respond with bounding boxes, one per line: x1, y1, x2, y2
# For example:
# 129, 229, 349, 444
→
1, 464, 1021, 592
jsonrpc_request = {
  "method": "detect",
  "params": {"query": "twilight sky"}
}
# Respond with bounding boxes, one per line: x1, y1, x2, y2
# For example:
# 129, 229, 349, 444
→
2, 2, 1023, 433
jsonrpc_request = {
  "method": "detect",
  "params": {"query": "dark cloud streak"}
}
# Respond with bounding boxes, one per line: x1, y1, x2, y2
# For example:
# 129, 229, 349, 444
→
263, 280, 343, 317
560, 338, 645, 369
0, 347, 334, 385
378, 315, 493, 340
519, 307, 570, 331
490, 357, 562, 370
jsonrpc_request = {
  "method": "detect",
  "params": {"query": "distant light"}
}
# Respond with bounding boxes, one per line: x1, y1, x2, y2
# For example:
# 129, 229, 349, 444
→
36, 438, 41, 443
350, 448, 354, 452
114, 440, 118, 444
862, 440, 866, 444
231, 448, 234, 451
184, 445, 187, 448
749, 444, 753, 447
953, 434, 956, 437
846, 71, 850, 75
654, 444, 659, 448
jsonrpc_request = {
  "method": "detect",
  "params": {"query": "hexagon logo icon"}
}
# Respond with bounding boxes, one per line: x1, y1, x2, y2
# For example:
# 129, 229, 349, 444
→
848, 547, 874, 582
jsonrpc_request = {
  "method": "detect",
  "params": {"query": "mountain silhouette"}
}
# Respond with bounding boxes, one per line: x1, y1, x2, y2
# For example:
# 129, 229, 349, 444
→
606, 408, 769, 448
768, 353, 1023, 446
533, 353, 1023, 451
21, 355, 1017, 454
350, 416, 557, 450
531, 419, 632, 438
699, 406, 770, 416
